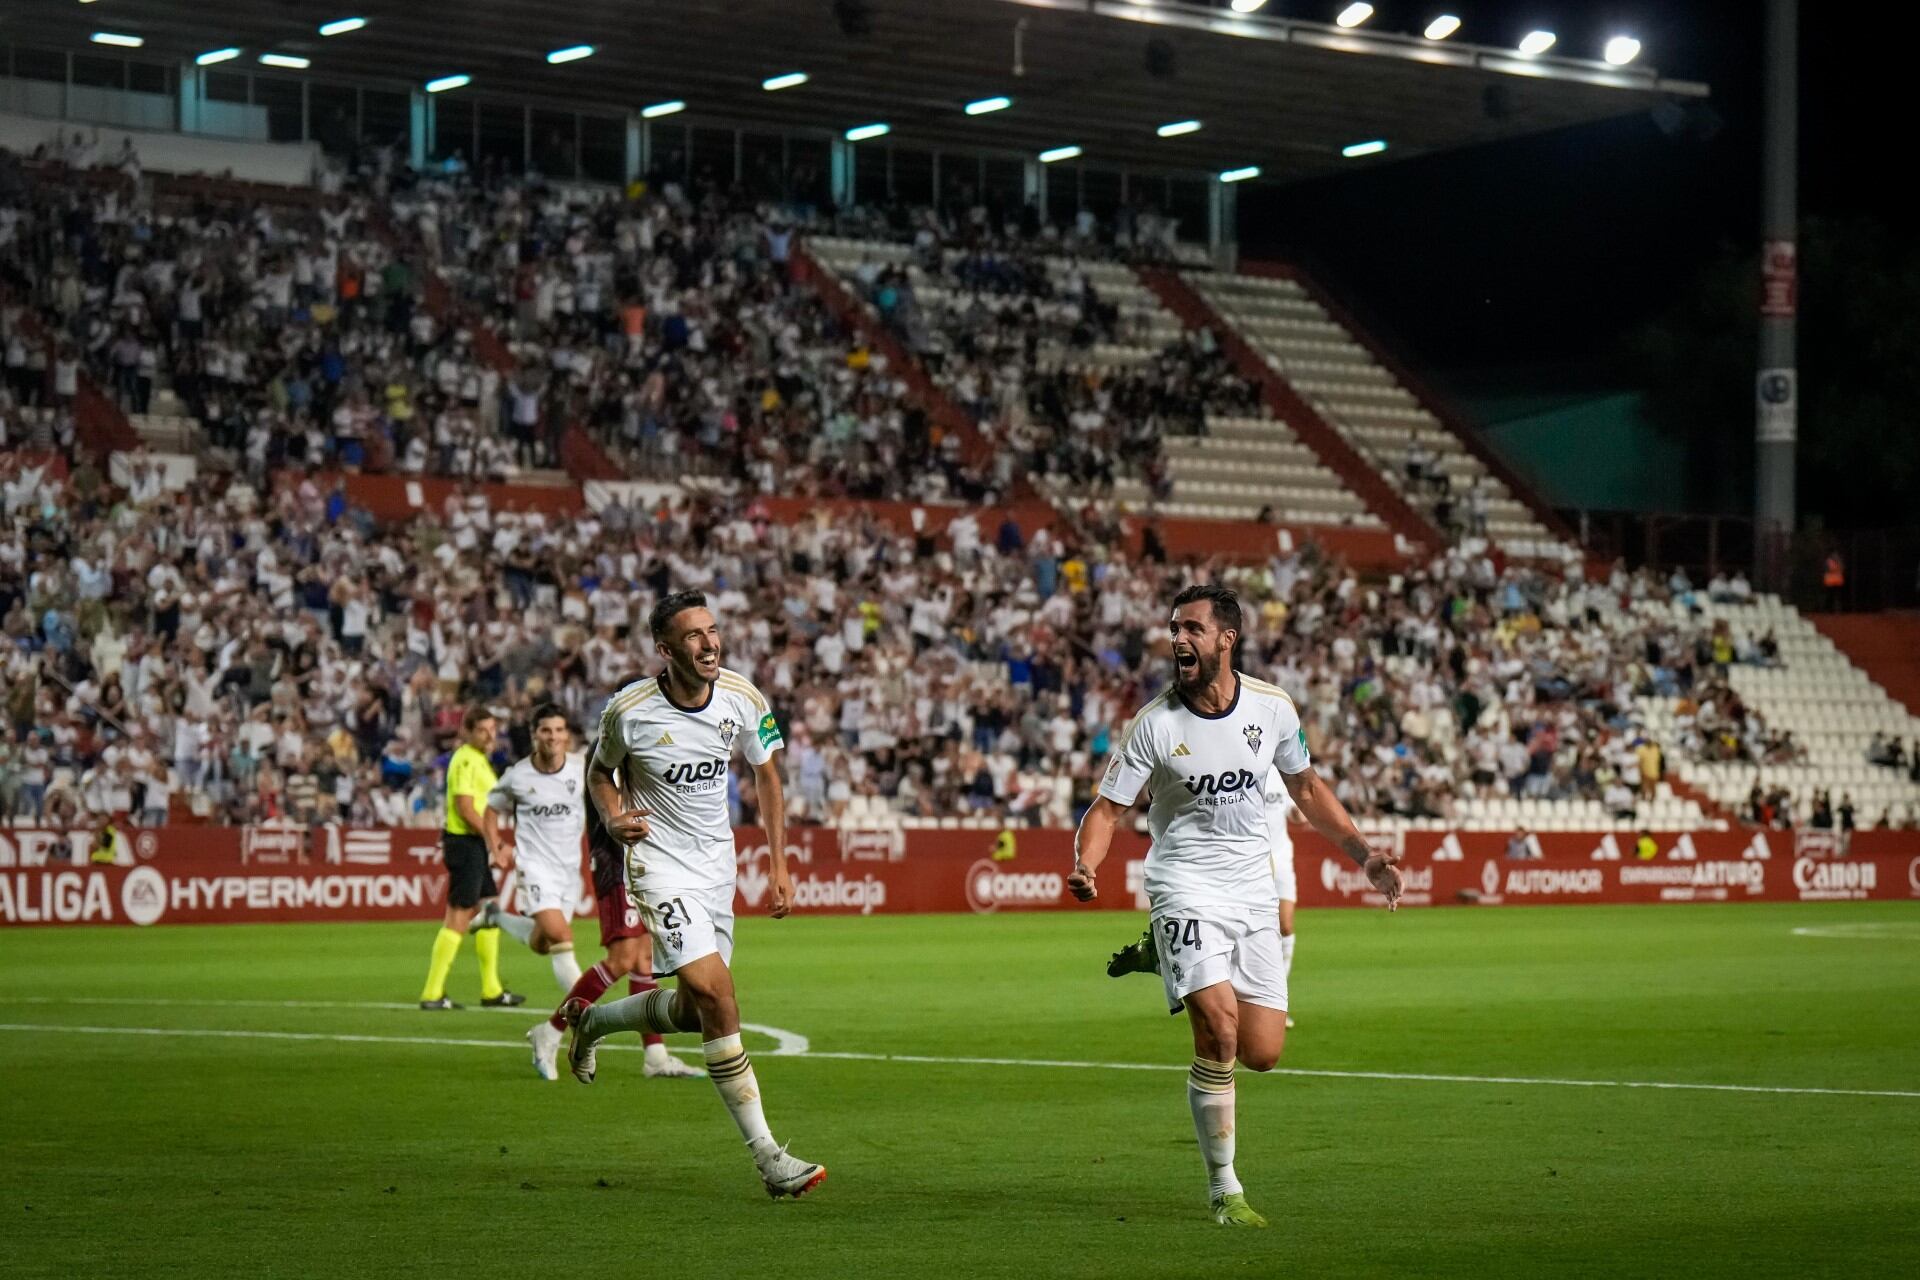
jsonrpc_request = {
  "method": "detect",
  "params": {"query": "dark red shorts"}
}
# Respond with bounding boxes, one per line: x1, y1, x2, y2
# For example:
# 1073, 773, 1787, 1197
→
597, 881, 648, 946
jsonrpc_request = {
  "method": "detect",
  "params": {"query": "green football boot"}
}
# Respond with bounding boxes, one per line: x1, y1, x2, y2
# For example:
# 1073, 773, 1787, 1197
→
1210, 1193, 1269, 1228
1106, 929, 1158, 978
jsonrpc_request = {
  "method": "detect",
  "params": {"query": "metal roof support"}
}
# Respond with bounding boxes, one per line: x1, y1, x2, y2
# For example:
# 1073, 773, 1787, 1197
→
624, 113, 643, 187
409, 89, 430, 172
1208, 175, 1237, 271
830, 138, 854, 207
176, 62, 204, 134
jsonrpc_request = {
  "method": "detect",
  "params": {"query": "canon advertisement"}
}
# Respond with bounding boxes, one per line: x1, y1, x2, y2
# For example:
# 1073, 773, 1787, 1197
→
2, 825, 1916, 927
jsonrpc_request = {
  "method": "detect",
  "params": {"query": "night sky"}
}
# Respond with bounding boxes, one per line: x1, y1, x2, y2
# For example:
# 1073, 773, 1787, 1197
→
1236, 0, 1900, 390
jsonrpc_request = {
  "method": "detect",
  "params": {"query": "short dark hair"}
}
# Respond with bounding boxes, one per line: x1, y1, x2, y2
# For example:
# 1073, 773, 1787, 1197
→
1171, 583, 1243, 637
649, 589, 709, 642
529, 702, 568, 730
1171, 582, 1245, 670
461, 704, 495, 733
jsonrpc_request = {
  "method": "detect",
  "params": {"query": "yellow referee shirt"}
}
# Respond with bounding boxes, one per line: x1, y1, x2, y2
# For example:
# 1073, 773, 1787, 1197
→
445, 744, 498, 835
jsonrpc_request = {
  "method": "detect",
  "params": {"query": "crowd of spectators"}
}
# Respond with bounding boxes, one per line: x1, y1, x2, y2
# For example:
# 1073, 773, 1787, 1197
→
849, 233, 1263, 499
402, 170, 1001, 503
12, 439, 1917, 836
1, 145, 543, 486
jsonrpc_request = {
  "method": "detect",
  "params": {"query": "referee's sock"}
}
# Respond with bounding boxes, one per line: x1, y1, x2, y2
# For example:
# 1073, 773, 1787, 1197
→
419, 927, 463, 1003
474, 927, 505, 1000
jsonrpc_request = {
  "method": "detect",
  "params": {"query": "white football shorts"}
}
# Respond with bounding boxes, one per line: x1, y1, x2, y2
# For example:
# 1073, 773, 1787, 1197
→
632, 881, 735, 976
1152, 904, 1288, 1015
514, 855, 584, 918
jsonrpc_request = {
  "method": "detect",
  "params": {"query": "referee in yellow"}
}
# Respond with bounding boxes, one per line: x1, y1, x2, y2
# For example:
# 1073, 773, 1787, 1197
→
419, 705, 526, 1010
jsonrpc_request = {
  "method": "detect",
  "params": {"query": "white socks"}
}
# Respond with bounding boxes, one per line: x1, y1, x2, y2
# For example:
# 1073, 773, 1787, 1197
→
580, 986, 684, 1039
549, 944, 581, 990
705, 1032, 778, 1163
496, 911, 536, 946
1280, 932, 1295, 984
1188, 1057, 1241, 1199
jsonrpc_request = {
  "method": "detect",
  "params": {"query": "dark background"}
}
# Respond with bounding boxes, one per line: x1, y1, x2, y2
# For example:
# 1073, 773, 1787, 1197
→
1235, 1, 1914, 528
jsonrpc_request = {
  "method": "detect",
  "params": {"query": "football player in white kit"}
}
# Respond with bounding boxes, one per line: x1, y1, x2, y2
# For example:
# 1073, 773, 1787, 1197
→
479, 705, 590, 997
561, 590, 826, 1200
489, 704, 703, 1082
1068, 584, 1401, 1228
1107, 766, 1300, 1029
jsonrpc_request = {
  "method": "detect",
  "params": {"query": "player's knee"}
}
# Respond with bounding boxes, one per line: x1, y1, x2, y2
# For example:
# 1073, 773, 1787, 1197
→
1240, 1046, 1281, 1073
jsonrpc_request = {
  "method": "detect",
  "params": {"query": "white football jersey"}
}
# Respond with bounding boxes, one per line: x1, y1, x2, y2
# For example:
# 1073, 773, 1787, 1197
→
1099, 674, 1310, 915
594, 668, 783, 893
486, 750, 587, 872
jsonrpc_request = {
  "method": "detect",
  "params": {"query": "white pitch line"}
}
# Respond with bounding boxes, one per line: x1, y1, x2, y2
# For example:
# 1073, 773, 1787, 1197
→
0, 1022, 1914, 1100
0, 997, 810, 1055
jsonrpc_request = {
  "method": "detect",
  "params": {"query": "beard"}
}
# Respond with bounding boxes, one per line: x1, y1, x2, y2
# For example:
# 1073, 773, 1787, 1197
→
1175, 648, 1221, 688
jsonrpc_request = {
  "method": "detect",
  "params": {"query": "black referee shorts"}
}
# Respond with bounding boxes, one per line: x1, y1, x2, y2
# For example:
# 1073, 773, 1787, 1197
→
441, 832, 497, 909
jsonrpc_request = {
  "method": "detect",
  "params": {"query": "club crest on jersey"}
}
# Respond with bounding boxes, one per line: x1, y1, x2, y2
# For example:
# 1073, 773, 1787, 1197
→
1242, 724, 1263, 755
564, 778, 576, 793
717, 717, 740, 749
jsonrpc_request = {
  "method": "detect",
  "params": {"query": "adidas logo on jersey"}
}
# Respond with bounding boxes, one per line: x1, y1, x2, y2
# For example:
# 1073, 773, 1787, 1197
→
656, 731, 675, 746
1171, 743, 1192, 757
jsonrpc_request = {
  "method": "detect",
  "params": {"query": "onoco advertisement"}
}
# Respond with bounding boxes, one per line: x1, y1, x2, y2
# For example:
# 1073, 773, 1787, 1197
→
2, 825, 1916, 927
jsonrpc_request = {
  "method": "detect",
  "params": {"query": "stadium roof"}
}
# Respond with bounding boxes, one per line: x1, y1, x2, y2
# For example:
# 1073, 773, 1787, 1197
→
15, 0, 1710, 183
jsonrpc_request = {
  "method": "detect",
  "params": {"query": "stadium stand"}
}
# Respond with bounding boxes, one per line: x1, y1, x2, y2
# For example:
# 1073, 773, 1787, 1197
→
805, 228, 1381, 529
5, 152, 1916, 840
1638, 594, 1920, 831
1187, 265, 1572, 558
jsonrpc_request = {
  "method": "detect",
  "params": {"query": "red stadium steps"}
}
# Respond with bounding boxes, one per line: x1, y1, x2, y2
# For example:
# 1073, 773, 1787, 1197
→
1811, 614, 1920, 716
1136, 266, 1440, 552
789, 242, 998, 481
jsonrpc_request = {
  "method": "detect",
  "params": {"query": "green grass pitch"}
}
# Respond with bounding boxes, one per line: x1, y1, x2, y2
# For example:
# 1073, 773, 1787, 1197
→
4, 904, 1918, 1278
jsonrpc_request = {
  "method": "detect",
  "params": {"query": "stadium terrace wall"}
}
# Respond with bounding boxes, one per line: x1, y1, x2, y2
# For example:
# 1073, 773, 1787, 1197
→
2, 827, 1918, 928
275, 470, 1404, 569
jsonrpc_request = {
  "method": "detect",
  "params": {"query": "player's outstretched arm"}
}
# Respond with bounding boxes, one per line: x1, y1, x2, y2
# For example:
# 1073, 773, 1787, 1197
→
1280, 765, 1403, 911
751, 756, 791, 919
1069, 795, 1130, 902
